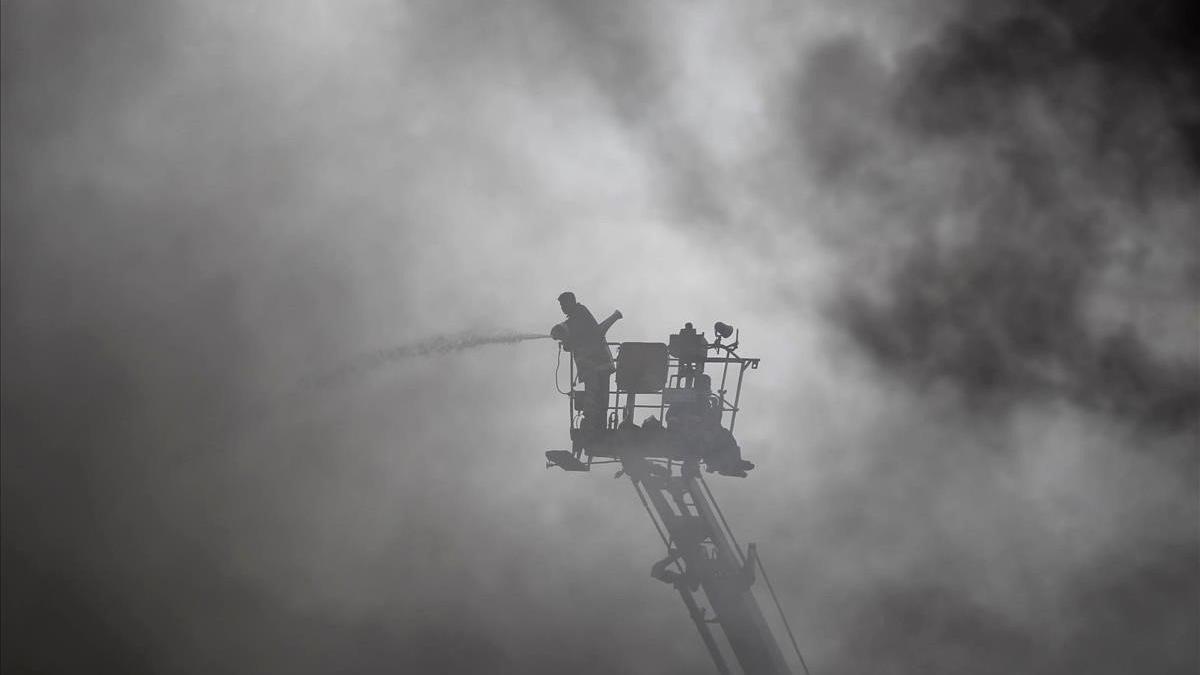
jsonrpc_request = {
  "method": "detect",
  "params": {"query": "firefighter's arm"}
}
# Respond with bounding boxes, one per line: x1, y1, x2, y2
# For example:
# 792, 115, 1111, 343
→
550, 321, 572, 351
597, 310, 622, 336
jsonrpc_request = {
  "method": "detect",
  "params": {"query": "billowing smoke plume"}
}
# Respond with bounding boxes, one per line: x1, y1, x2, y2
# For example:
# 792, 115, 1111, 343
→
778, 1, 1199, 672
811, 1, 1199, 429
3, 1, 1196, 674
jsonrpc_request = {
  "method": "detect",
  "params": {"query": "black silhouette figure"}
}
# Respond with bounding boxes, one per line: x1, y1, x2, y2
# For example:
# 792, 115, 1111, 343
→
552, 292, 620, 433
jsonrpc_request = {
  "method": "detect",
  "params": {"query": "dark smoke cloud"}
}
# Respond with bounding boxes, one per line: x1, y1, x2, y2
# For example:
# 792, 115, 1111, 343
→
821, 2, 1200, 429
778, 1, 1199, 672
801, 2, 1200, 422
4, 1, 1198, 674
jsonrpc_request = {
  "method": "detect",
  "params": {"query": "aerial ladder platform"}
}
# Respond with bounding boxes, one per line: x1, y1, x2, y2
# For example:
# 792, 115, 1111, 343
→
546, 317, 805, 675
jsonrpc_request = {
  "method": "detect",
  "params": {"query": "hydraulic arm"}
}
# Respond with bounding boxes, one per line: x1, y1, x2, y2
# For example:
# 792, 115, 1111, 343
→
546, 316, 803, 674
625, 458, 792, 675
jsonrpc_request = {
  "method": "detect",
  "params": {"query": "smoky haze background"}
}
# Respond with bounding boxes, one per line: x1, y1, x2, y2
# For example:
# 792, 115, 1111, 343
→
2, 1, 1196, 674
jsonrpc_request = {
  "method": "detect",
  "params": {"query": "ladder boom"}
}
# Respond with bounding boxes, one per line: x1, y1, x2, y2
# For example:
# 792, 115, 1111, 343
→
628, 458, 792, 675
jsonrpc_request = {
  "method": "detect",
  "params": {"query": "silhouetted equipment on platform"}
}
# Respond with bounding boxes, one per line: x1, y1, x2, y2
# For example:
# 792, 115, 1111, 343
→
551, 319, 758, 477
547, 312, 804, 675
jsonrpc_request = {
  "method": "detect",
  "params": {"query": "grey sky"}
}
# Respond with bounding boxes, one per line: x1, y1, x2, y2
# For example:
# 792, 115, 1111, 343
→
3, 1, 1196, 674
